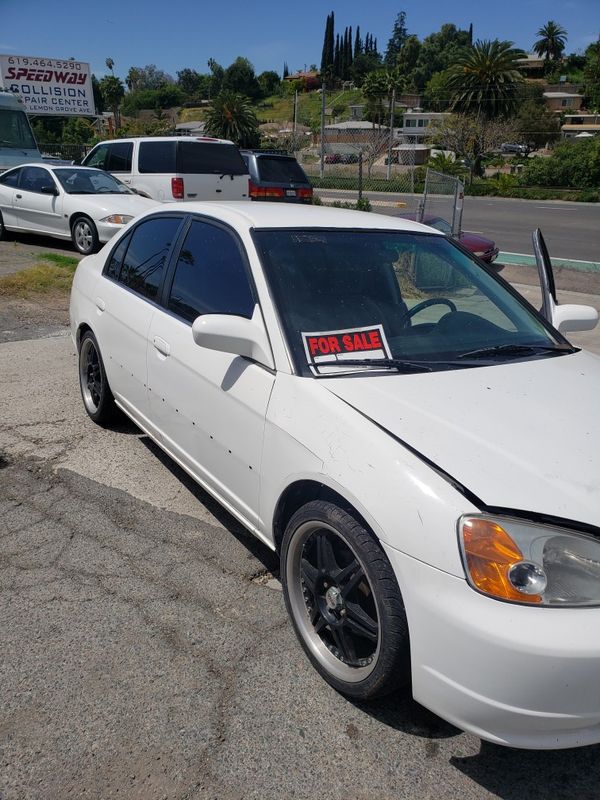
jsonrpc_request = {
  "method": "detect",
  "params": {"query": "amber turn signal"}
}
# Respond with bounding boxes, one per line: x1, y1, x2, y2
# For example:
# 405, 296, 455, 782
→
462, 518, 542, 603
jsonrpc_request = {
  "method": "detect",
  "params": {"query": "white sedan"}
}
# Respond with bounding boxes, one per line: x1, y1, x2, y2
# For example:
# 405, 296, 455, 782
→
69, 202, 600, 749
0, 163, 158, 254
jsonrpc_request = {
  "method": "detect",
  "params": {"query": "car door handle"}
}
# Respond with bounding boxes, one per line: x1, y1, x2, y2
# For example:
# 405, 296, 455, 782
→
95, 297, 106, 312
153, 336, 170, 357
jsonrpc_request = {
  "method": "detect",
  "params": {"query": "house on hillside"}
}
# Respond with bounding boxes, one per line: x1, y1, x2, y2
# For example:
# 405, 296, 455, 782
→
543, 91, 583, 112
284, 70, 320, 91
561, 113, 600, 139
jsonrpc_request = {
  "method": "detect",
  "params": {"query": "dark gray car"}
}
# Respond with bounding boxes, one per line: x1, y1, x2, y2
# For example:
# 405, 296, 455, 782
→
241, 150, 313, 203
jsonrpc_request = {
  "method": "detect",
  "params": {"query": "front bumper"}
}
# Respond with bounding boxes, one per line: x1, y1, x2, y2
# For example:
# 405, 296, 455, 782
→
96, 220, 129, 244
384, 543, 600, 749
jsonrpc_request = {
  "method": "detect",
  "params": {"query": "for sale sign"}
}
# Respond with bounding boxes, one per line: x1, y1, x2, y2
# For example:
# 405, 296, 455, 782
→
302, 324, 392, 373
0, 55, 95, 116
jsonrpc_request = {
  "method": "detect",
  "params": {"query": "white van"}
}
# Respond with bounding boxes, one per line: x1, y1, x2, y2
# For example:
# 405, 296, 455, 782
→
81, 136, 249, 202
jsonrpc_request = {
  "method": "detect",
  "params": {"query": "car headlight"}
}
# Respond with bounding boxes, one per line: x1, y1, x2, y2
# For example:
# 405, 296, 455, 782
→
473, 250, 485, 257
101, 214, 134, 225
459, 515, 600, 606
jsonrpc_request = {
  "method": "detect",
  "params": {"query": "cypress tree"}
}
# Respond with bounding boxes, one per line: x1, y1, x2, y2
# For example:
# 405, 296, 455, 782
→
321, 13, 330, 73
334, 33, 340, 77
328, 11, 335, 70
354, 26, 362, 57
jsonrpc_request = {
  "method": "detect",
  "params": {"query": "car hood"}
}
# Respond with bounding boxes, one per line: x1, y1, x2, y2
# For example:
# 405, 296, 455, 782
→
323, 349, 600, 527
65, 193, 157, 218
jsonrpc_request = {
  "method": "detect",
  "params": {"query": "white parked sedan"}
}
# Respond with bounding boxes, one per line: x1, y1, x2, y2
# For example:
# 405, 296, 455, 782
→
0, 163, 158, 254
69, 203, 600, 749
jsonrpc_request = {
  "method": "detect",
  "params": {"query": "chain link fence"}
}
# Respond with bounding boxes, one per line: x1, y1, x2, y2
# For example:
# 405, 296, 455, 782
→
419, 169, 464, 236
38, 142, 93, 163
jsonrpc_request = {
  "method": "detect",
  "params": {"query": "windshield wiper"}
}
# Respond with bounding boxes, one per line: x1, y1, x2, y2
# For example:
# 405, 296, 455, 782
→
456, 343, 573, 360
314, 358, 433, 373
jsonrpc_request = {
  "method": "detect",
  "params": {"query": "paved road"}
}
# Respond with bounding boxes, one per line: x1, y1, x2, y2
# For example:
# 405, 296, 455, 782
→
1, 291, 600, 798
317, 190, 600, 264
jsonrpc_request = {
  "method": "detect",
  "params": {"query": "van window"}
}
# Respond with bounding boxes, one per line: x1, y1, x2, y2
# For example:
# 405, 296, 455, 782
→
256, 156, 308, 183
138, 141, 177, 174
107, 142, 133, 172
176, 142, 247, 175
85, 144, 109, 170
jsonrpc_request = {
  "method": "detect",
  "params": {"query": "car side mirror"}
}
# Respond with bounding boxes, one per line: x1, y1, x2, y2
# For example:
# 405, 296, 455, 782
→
551, 304, 599, 334
191, 305, 275, 370
40, 185, 59, 195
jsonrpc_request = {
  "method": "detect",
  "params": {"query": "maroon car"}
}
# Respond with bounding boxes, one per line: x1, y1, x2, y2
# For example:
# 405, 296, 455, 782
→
399, 214, 500, 264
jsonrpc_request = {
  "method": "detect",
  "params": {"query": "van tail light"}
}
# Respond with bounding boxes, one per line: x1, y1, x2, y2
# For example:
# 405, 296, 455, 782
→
263, 187, 285, 198
248, 179, 264, 199
171, 177, 184, 199
297, 187, 313, 200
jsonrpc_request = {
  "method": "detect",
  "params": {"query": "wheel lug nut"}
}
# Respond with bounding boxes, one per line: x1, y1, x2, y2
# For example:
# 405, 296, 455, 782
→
323, 582, 328, 589
340, 609, 346, 617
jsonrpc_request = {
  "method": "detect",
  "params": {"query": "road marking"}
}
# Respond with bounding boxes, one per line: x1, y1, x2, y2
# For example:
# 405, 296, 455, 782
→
499, 252, 600, 272
535, 206, 578, 211
463, 229, 484, 234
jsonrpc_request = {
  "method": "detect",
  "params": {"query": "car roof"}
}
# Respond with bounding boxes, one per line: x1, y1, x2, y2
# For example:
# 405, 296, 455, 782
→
149, 201, 444, 234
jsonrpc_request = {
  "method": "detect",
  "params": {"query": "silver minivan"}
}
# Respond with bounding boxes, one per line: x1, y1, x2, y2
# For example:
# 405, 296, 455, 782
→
81, 136, 249, 202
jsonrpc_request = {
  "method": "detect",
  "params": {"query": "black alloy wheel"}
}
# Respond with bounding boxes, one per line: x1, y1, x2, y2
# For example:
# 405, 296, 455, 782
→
78, 331, 116, 424
281, 500, 410, 700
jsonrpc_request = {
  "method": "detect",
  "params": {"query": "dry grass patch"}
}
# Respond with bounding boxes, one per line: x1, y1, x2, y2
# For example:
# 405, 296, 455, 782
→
0, 253, 79, 297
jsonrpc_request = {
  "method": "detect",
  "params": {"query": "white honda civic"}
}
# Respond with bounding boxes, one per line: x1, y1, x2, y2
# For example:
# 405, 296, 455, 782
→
69, 202, 600, 749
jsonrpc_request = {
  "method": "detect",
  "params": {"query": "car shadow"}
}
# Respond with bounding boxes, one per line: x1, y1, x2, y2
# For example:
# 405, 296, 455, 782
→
4, 230, 81, 256
351, 692, 462, 742
451, 739, 600, 799
137, 434, 279, 575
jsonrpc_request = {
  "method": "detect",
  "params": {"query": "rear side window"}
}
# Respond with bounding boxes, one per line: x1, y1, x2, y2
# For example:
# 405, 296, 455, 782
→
107, 142, 133, 172
176, 142, 247, 175
0, 169, 20, 187
119, 216, 182, 300
167, 220, 255, 323
256, 157, 308, 183
138, 141, 177, 173
105, 232, 131, 281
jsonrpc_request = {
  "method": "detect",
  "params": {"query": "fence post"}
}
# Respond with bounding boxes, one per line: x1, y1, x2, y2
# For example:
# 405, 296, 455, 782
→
386, 89, 395, 181
320, 84, 325, 179
358, 151, 363, 202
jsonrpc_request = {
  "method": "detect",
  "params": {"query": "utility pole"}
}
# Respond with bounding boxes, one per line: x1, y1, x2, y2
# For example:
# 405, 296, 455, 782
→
386, 88, 396, 181
293, 90, 298, 153
320, 83, 326, 179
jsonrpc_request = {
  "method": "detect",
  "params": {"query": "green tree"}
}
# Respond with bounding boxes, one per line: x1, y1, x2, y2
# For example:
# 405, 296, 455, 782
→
222, 57, 261, 100
208, 58, 224, 98
176, 68, 204, 98
321, 11, 335, 77
516, 101, 560, 149
105, 57, 114, 75
521, 137, 600, 188
533, 21, 567, 62
423, 71, 449, 111
257, 70, 281, 96
204, 91, 260, 148
384, 11, 408, 67
445, 39, 524, 118
584, 41, 600, 110
409, 24, 471, 89
99, 74, 125, 129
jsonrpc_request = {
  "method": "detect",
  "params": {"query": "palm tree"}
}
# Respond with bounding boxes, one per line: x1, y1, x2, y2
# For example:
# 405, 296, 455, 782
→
533, 21, 567, 62
445, 40, 524, 118
204, 92, 260, 148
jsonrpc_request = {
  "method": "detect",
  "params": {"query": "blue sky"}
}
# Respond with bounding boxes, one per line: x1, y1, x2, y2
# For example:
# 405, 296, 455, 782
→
0, 0, 598, 79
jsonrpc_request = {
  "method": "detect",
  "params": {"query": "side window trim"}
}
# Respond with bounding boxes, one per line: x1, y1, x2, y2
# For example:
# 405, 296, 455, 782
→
161, 213, 259, 325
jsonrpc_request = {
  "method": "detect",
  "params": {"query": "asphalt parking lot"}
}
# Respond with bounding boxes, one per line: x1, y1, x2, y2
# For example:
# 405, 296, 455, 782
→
2, 238, 600, 799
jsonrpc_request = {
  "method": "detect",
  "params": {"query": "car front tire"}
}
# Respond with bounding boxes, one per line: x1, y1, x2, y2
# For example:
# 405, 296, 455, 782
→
71, 216, 99, 255
78, 330, 117, 424
281, 500, 411, 700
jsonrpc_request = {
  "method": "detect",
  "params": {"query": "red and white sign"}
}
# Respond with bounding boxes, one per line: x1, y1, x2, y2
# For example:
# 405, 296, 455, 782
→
302, 324, 392, 371
0, 54, 95, 116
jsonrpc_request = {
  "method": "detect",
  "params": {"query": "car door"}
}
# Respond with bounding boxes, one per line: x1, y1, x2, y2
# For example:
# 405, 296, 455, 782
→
147, 216, 275, 527
94, 213, 185, 429
13, 166, 63, 235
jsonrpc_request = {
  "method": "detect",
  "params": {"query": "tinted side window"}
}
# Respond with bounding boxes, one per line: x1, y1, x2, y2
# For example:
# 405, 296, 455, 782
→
84, 144, 109, 170
168, 220, 254, 323
120, 217, 182, 300
0, 169, 20, 187
176, 142, 247, 175
107, 142, 133, 172
138, 142, 177, 173
257, 157, 308, 183
105, 232, 132, 281
20, 166, 53, 193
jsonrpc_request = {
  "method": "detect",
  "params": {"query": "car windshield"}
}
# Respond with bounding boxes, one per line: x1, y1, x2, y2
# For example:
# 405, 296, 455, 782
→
253, 228, 569, 376
54, 168, 133, 195
425, 217, 452, 235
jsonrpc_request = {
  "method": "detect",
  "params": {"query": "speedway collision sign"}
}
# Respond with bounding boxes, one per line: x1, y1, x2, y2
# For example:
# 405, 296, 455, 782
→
0, 55, 95, 115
